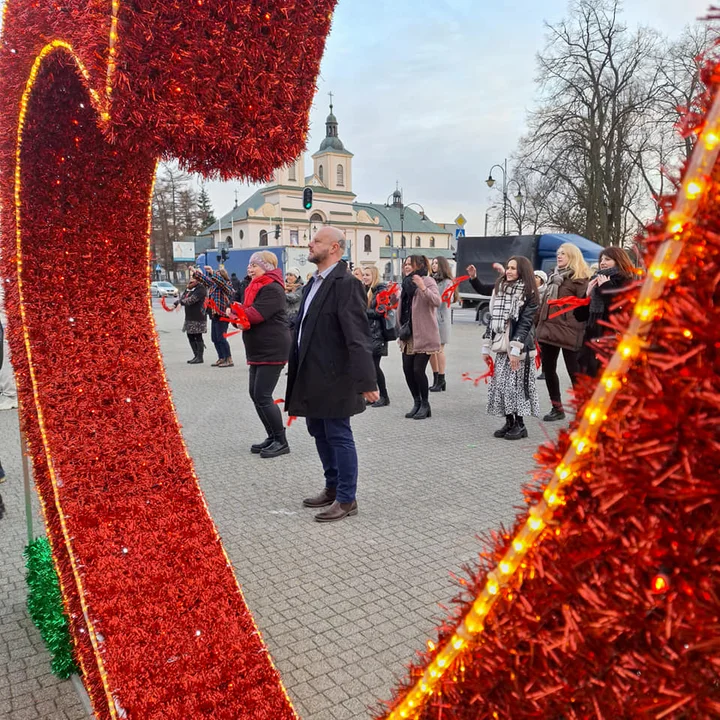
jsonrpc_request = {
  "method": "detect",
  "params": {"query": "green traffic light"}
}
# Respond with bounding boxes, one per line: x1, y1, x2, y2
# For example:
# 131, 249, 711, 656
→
302, 187, 313, 210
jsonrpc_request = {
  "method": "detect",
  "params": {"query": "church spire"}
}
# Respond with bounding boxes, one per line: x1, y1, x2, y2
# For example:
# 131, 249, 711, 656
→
325, 92, 338, 139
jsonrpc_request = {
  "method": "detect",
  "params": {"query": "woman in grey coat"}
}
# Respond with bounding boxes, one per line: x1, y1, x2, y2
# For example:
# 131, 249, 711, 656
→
429, 256, 454, 392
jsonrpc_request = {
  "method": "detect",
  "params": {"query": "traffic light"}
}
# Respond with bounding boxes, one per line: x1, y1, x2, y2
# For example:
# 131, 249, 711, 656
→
302, 186, 313, 210
220, 248, 228, 263
274, 224, 281, 240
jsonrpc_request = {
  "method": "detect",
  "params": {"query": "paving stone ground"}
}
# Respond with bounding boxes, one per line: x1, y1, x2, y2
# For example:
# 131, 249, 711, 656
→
0, 302, 571, 719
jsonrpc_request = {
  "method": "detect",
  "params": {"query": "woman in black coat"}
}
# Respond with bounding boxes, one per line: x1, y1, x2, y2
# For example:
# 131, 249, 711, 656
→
175, 275, 207, 364
575, 246, 634, 377
232, 251, 291, 459
362, 265, 392, 408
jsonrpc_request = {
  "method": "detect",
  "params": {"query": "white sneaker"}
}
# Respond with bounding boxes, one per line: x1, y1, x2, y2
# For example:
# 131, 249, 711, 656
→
0, 395, 18, 411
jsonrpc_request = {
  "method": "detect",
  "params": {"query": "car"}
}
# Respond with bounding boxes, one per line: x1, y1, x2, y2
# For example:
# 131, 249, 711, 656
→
151, 281, 179, 298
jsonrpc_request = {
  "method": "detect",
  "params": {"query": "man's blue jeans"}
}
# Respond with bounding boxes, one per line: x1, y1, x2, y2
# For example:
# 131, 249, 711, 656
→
306, 417, 358, 503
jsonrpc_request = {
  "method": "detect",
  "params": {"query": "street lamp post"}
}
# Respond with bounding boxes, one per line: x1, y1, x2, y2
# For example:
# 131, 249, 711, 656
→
486, 158, 508, 236
507, 179, 523, 234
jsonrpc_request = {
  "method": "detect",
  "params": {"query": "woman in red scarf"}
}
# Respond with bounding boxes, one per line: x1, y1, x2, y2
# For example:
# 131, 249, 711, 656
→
235, 251, 292, 458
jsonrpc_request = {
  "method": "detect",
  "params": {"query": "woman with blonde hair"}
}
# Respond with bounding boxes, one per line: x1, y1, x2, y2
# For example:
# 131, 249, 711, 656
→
429, 256, 454, 392
536, 242, 591, 421
235, 251, 291, 458
362, 264, 393, 407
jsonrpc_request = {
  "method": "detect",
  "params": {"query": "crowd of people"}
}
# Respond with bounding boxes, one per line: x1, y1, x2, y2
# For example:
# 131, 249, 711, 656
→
167, 231, 634, 523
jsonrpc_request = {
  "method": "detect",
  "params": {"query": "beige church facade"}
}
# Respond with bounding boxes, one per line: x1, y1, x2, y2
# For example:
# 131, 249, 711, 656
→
204, 103, 453, 277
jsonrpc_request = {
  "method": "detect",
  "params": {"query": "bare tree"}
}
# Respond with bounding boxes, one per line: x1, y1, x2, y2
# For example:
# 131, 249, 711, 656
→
151, 163, 192, 281
516, 0, 666, 246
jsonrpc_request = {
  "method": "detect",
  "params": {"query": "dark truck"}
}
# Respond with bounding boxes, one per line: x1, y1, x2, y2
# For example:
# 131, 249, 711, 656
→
456, 233, 604, 325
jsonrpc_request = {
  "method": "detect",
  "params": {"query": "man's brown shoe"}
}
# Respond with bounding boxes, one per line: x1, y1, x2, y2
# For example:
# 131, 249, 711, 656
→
314, 500, 358, 523
302, 487, 336, 508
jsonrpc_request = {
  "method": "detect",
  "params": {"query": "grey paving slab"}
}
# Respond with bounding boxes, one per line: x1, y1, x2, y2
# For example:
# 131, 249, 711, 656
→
0, 301, 572, 719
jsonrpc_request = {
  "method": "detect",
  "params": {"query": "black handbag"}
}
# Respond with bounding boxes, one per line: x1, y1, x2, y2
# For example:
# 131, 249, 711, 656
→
382, 309, 398, 341
398, 321, 411, 341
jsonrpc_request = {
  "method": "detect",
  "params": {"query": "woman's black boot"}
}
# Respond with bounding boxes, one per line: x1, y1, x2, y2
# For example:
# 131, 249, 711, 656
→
429, 372, 439, 391
493, 415, 515, 438
413, 400, 432, 420
430, 374, 446, 392
405, 397, 422, 418
505, 415, 528, 440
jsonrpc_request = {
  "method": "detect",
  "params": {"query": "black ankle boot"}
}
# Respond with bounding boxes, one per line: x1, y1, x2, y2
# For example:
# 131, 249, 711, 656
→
405, 397, 422, 418
251, 437, 274, 454
371, 395, 390, 407
260, 433, 290, 458
543, 405, 566, 422
413, 400, 432, 420
430, 374, 446, 392
505, 416, 528, 440
429, 372, 439, 391
493, 415, 515, 438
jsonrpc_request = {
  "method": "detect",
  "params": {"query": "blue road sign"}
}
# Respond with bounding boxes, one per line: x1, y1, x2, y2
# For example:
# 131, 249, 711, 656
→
455, 228, 465, 239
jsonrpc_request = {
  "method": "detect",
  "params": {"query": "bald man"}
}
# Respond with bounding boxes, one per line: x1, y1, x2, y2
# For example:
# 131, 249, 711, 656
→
285, 226, 378, 523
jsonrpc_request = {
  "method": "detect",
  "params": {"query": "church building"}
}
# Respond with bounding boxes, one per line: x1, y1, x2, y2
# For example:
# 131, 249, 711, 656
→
204, 101, 454, 278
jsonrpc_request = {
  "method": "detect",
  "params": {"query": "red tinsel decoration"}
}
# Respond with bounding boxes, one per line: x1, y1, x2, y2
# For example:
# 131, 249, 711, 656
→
0, 1, 335, 717
377, 53, 720, 720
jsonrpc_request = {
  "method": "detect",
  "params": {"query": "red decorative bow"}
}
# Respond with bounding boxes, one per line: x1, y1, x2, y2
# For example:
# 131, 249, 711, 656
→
547, 295, 590, 319
442, 275, 469, 308
376, 283, 399, 316
462, 357, 495, 386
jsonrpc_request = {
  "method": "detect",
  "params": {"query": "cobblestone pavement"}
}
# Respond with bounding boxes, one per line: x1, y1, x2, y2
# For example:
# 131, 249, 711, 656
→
0, 303, 571, 720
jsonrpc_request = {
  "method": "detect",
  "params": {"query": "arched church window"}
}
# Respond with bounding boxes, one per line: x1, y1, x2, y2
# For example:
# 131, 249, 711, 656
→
318, 165, 324, 183
259, 230, 268, 246
337, 164, 344, 187
415, 236, 421, 248
225, 236, 233, 249
429, 236, 435, 248
385, 235, 391, 247
364, 234, 371, 253
310, 212, 324, 224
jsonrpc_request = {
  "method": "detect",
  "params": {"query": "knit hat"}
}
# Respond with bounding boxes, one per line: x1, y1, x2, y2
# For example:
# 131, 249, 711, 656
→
249, 252, 276, 272
533, 270, 548, 285
286, 266, 302, 280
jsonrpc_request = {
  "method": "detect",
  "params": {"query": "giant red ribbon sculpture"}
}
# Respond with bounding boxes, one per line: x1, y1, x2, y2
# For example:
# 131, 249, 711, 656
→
0, 2, 335, 717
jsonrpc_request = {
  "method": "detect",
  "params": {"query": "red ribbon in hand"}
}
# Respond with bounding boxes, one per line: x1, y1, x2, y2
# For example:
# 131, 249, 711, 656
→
160, 297, 178, 312
204, 297, 221, 315
442, 275, 469, 308
225, 302, 251, 331
375, 282, 399, 316
274, 398, 297, 428
461, 357, 495, 386
547, 295, 590, 319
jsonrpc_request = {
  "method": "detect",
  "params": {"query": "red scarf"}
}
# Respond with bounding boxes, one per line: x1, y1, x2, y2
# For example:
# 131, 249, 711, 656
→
243, 268, 284, 307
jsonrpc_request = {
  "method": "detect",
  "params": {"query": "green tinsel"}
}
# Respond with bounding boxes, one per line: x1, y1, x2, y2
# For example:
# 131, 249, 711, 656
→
24, 537, 78, 678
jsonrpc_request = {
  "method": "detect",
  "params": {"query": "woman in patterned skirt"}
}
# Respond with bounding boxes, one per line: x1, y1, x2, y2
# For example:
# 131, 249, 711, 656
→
480, 255, 540, 440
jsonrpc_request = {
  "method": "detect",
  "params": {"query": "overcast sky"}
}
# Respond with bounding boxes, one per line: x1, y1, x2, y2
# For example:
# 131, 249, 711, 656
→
0, 0, 713, 235
205, 0, 712, 234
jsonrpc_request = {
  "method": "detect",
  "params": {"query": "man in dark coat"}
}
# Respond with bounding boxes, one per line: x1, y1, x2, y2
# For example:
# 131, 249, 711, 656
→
285, 226, 378, 522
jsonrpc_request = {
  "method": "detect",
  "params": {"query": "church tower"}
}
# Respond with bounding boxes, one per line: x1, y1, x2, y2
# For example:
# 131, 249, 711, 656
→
312, 95, 354, 193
